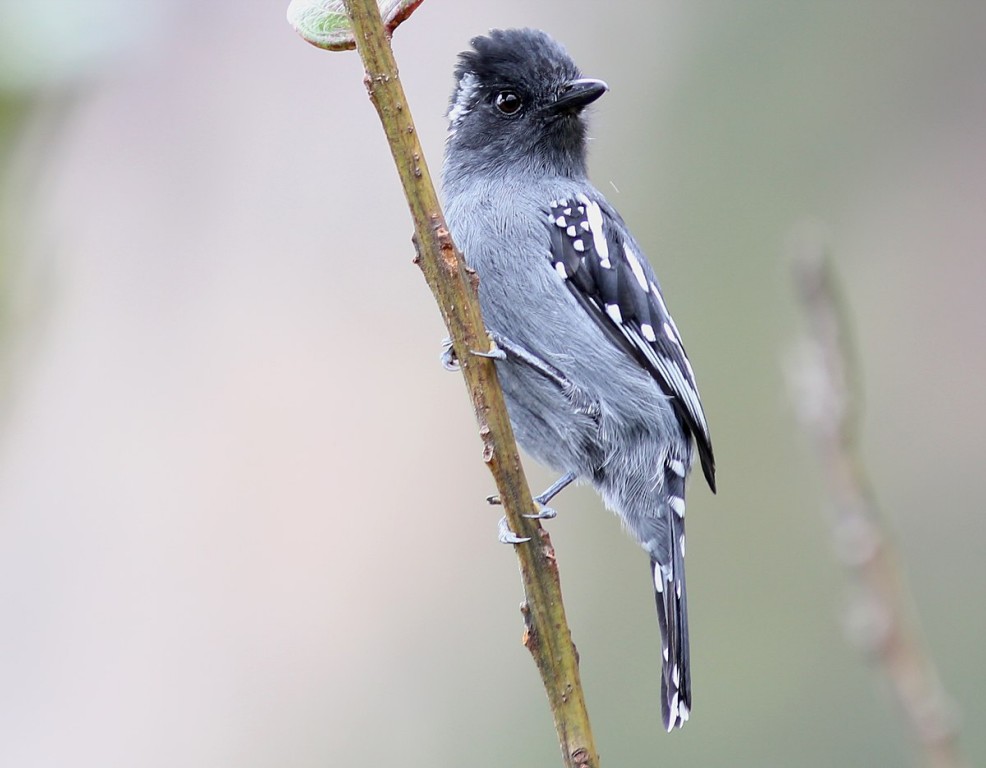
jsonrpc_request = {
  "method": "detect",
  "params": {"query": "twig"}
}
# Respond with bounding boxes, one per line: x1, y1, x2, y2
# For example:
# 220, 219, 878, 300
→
337, 2, 598, 766
788, 230, 967, 768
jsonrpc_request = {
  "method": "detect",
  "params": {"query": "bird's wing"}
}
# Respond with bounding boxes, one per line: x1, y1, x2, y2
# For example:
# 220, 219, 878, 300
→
546, 194, 716, 491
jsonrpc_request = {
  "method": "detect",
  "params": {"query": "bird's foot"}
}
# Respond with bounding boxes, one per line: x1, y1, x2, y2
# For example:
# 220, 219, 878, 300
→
487, 471, 576, 519
523, 505, 557, 520
440, 337, 459, 371
469, 337, 506, 361
487, 493, 556, 519
497, 516, 530, 544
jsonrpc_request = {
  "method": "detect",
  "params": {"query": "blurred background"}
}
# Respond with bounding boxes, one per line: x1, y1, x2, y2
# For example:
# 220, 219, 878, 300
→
1, 2, 983, 766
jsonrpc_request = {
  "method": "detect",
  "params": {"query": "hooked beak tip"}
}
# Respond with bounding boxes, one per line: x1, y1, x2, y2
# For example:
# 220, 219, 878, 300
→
549, 78, 609, 114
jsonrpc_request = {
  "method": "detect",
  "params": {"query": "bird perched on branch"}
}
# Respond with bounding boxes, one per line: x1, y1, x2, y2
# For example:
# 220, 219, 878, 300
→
441, 28, 716, 731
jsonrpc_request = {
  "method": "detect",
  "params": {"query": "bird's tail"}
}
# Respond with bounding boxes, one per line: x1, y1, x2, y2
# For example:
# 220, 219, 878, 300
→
651, 464, 691, 731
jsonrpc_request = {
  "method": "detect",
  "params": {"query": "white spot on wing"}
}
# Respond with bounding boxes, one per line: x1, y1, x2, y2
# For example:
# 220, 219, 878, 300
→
664, 322, 679, 344
641, 323, 657, 341
566, 225, 577, 237
554, 216, 567, 227
605, 304, 623, 323
667, 314, 683, 342
668, 496, 685, 517
581, 196, 610, 268
651, 282, 669, 314
623, 243, 649, 291
668, 459, 685, 477
573, 240, 585, 252
554, 262, 568, 279
679, 703, 690, 722
625, 325, 710, 442
679, 534, 686, 556
672, 665, 680, 688
670, 496, 685, 517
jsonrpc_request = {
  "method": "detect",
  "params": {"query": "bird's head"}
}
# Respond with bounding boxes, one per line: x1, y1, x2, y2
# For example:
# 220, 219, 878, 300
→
445, 29, 608, 181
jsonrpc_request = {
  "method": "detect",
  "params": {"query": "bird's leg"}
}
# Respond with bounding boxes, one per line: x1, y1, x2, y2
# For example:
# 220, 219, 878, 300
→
456, 331, 591, 539
524, 470, 578, 519
471, 331, 568, 388
471, 332, 601, 424
442, 333, 565, 388
488, 471, 577, 522
530, 471, 577, 510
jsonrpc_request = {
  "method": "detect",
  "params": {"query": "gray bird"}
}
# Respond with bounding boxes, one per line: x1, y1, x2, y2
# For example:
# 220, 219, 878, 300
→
441, 28, 716, 731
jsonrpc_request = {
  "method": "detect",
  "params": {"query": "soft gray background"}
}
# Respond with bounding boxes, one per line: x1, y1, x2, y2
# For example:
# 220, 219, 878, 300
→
1, 2, 983, 766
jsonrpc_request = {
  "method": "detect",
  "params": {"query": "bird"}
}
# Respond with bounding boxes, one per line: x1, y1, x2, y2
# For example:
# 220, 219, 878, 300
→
440, 28, 716, 732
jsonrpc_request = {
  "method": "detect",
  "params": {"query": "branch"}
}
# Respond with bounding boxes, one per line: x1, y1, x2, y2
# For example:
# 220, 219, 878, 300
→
336, 2, 598, 766
787, 230, 968, 768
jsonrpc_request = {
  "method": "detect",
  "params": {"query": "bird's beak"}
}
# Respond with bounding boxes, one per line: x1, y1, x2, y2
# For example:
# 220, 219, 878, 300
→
548, 78, 609, 115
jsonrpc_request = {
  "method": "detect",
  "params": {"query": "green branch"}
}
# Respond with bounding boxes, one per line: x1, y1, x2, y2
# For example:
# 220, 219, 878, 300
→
334, 2, 598, 766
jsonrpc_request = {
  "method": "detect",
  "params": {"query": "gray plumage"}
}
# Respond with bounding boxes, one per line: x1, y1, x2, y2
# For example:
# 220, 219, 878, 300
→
441, 28, 715, 731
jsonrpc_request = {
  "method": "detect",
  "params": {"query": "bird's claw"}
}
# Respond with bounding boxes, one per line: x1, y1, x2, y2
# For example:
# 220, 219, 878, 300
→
523, 505, 557, 520
498, 516, 530, 544
469, 339, 506, 361
444, 334, 506, 366
440, 337, 459, 371
487, 493, 555, 519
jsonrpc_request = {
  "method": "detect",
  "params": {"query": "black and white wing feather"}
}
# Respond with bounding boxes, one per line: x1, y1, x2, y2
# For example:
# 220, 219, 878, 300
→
547, 194, 716, 490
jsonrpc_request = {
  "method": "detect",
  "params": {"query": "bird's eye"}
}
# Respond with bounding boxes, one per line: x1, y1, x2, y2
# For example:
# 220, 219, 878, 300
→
494, 91, 523, 115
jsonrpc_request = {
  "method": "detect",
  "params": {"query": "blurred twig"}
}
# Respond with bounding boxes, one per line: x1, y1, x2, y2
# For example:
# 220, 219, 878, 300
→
787, 230, 967, 768
331, 2, 598, 766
